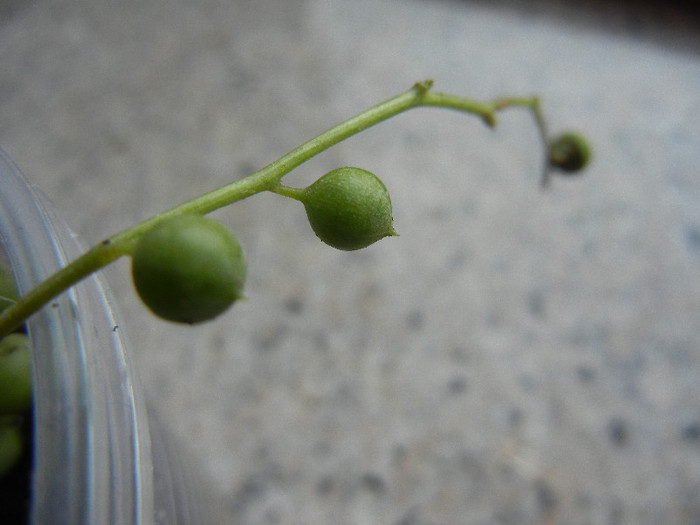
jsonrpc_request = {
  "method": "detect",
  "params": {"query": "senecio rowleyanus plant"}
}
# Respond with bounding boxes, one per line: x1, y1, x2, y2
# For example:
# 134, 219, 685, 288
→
0, 80, 590, 476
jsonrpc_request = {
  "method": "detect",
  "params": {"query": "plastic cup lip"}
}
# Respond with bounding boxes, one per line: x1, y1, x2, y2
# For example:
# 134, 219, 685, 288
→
0, 147, 154, 524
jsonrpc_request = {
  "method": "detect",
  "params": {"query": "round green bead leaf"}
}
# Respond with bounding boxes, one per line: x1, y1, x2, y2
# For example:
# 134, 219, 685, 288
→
131, 214, 246, 324
548, 132, 592, 173
301, 167, 398, 251
0, 334, 32, 415
0, 418, 23, 478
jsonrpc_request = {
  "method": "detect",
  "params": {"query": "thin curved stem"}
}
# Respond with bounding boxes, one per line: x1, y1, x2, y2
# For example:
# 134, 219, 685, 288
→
0, 80, 546, 337
268, 183, 305, 201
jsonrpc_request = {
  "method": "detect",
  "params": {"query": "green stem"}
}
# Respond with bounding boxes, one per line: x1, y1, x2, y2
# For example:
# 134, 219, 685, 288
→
0, 80, 545, 337
269, 184, 305, 201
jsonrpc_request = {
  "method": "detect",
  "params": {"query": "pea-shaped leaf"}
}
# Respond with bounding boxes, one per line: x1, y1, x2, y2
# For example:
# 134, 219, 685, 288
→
0, 418, 23, 478
300, 167, 398, 251
0, 334, 31, 415
548, 132, 591, 173
131, 214, 246, 324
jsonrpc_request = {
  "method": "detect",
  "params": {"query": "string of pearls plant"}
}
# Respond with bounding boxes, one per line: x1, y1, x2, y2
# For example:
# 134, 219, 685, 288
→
0, 80, 590, 476
0, 80, 589, 335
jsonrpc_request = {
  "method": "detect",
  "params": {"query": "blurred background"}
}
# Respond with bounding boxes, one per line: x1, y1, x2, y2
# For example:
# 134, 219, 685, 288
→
1, 1, 699, 523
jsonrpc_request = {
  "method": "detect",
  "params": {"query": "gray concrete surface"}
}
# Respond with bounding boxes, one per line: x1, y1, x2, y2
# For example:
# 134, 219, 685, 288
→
2, 0, 700, 523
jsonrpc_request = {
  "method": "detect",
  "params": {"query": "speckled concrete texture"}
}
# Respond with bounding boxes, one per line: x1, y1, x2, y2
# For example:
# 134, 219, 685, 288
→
2, 1, 700, 523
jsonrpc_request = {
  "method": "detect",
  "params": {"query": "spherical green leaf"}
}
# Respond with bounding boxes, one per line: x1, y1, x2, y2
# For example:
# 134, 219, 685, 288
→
0, 418, 23, 478
131, 214, 246, 324
0, 334, 31, 415
548, 132, 592, 173
301, 167, 398, 251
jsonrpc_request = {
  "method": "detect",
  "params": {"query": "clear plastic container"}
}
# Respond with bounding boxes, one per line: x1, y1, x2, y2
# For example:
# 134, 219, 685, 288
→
0, 147, 214, 524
